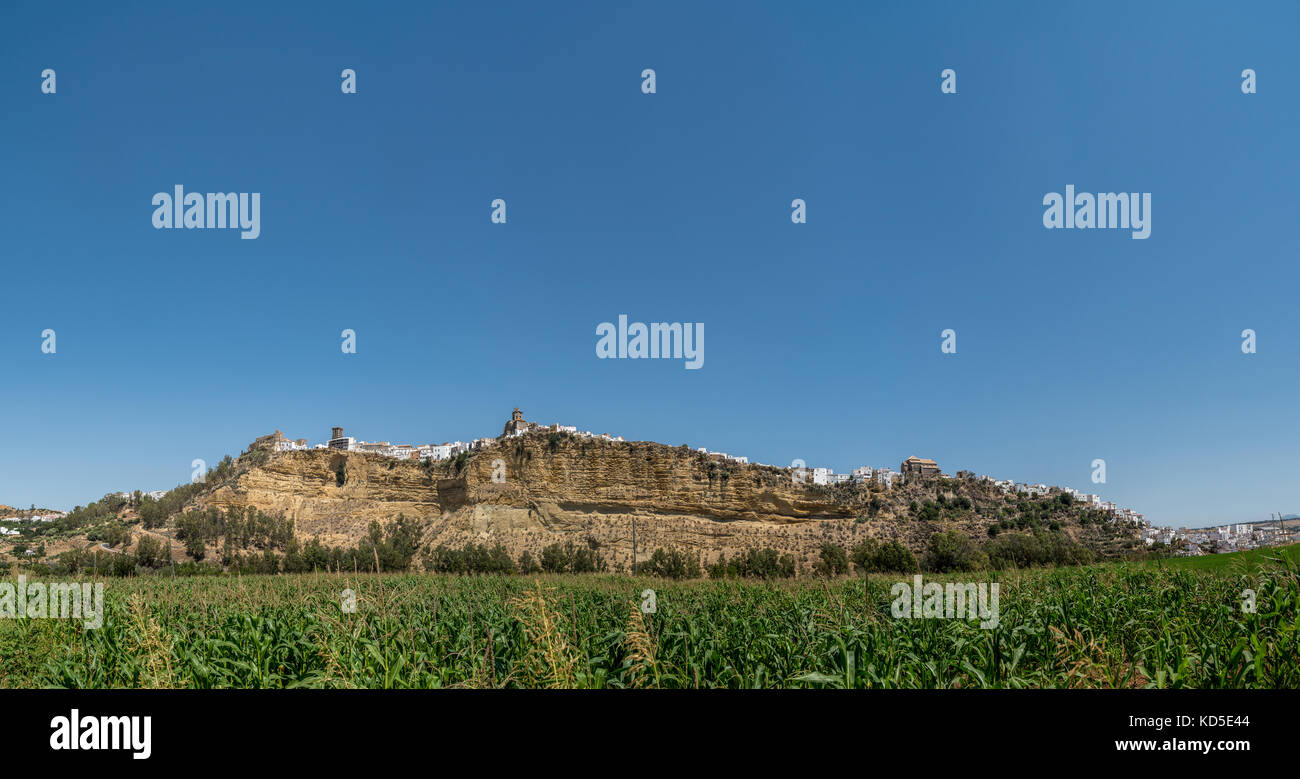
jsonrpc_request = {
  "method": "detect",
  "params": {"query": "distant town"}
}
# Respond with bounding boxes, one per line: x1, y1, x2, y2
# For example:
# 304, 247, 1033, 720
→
4, 408, 1295, 558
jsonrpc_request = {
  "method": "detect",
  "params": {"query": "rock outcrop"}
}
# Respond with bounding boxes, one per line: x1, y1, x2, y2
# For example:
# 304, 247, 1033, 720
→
189, 432, 1142, 571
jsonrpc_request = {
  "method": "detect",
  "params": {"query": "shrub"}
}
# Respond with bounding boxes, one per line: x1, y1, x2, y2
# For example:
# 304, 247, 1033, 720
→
813, 543, 849, 576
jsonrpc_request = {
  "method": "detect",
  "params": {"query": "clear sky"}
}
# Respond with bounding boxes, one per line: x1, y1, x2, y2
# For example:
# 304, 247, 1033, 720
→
2, 1, 1297, 527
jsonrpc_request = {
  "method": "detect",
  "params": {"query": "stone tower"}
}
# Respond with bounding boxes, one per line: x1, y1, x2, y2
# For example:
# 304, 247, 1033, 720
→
503, 407, 531, 436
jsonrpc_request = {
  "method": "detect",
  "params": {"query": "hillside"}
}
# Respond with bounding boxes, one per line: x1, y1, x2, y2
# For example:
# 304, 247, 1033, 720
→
0, 505, 59, 516
7, 430, 1145, 575
172, 431, 1142, 572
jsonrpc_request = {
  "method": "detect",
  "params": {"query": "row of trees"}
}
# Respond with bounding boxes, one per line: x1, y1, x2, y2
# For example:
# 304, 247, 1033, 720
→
184, 515, 426, 574
27, 503, 1096, 579
50, 538, 171, 577
424, 543, 519, 574
423, 540, 610, 575
641, 548, 702, 579
313, 515, 424, 572
707, 548, 799, 579
404, 529, 1095, 581
707, 530, 1095, 581
174, 506, 296, 560
837, 530, 1094, 575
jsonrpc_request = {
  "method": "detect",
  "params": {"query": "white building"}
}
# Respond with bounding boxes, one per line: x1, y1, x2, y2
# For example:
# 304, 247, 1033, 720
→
328, 436, 357, 451
874, 468, 900, 487
419, 444, 454, 461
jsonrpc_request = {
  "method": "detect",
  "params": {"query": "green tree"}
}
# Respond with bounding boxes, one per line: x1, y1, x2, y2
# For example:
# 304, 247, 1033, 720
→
540, 542, 574, 573
814, 542, 849, 576
518, 550, 541, 574
643, 548, 701, 580
923, 530, 986, 572
134, 535, 166, 568
184, 534, 206, 562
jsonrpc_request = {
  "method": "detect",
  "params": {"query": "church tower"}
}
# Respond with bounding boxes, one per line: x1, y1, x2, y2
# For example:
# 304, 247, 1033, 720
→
503, 407, 531, 436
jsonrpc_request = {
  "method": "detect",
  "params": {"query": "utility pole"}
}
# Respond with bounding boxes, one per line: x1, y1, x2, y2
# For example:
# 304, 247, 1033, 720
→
167, 524, 175, 578
632, 515, 637, 576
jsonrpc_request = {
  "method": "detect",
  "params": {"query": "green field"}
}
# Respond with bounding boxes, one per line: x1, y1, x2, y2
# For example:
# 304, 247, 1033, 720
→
1145, 543, 1300, 573
1, 549, 1296, 689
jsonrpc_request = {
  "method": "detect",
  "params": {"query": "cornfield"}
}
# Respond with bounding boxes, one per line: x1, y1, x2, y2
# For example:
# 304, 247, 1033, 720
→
1, 555, 1296, 689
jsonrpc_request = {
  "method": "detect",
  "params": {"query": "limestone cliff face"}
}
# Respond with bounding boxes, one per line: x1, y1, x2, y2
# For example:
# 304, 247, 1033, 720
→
458, 436, 856, 523
195, 450, 442, 546
190, 432, 1141, 571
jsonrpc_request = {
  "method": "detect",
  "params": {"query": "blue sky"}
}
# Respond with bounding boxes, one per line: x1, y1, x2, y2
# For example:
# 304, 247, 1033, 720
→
1, 1, 1296, 527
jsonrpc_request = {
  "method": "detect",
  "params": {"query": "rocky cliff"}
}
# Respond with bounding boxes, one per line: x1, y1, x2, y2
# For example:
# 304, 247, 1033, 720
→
189, 432, 1142, 571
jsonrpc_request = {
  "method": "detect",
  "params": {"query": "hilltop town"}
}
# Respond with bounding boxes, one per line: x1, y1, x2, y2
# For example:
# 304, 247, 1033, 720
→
266, 408, 623, 461
265, 408, 1163, 523
250, 407, 1300, 559
277, 410, 1135, 511
5, 408, 1293, 567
